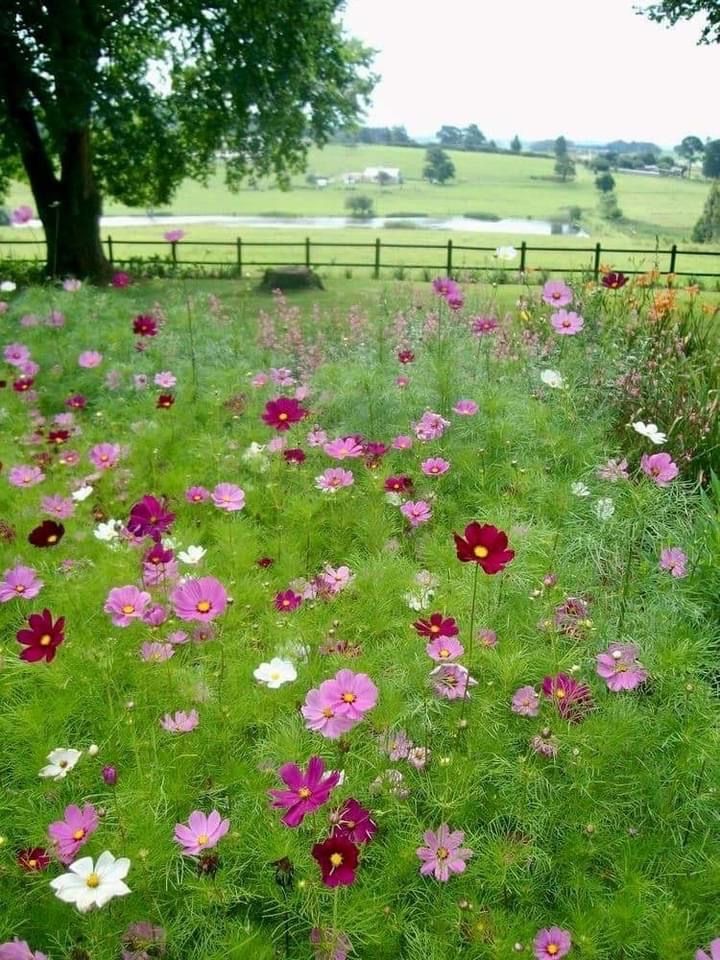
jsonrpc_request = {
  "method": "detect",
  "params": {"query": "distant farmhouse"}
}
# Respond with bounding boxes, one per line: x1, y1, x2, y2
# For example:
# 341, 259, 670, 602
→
341, 167, 403, 185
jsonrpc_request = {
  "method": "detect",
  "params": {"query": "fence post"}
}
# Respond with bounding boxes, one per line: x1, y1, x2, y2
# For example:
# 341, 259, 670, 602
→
446, 239, 453, 276
170, 241, 177, 267
305, 237, 311, 269
593, 242, 602, 280
236, 237, 243, 274
374, 237, 381, 279
106, 235, 114, 267
519, 241, 527, 272
669, 243, 677, 274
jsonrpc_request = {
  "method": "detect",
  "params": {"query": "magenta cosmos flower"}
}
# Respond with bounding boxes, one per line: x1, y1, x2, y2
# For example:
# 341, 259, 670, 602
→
533, 927, 572, 959
659, 546, 687, 578
323, 436, 364, 460
401, 500, 432, 527
274, 589, 303, 612
596, 642, 648, 691
269, 755, 341, 827
170, 576, 227, 621
542, 673, 592, 721
262, 396, 308, 431
414, 411, 450, 441
16, 609, 65, 662
8, 465, 44, 488
0, 565, 43, 602
417, 823, 473, 882
185, 485, 210, 504
319, 669, 378, 721
696, 939, 720, 960
89, 442, 121, 469
128, 495, 176, 540
311, 835, 359, 887
470, 315, 498, 336
421, 457, 450, 476
330, 798, 377, 844
174, 810, 229, 855
48, 803, 98, 864
542, 280, 573, 307
104, 585, 152, 627
641, 452, 678, 487
11, 204, 34, 224
211, 483, 245, 511
161, 709, 199, 733
551, 310, 584, 335
315, 468, 354, 493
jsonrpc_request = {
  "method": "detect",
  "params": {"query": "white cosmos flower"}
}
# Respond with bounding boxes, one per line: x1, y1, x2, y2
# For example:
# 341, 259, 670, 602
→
0, 280, 17, 292
404, 588, 435, 611
50, 851, 131, 912
253, 657, 297, 688
39, 748, 82, 780
632, 421, 666, 445
178, 545, 206, 565
72, 484, 94, 502
385, 491, 403, 506
540, 369, 565, 389
594, 497, 615, 521
93, 519, 122, 542
571, 482, 591, 498
496, 245, 518, 260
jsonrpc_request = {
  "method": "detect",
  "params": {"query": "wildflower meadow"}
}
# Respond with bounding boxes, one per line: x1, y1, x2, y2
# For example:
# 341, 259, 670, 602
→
0, 270, 719, 960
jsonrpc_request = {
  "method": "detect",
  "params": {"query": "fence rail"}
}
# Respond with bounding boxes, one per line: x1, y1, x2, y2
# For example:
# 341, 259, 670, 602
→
1, 235, 719, 279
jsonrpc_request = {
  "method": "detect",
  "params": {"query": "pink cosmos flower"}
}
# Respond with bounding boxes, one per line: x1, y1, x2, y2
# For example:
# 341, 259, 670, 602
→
597, 458, 629, 482
310, 928, 352, 960
551, 310, 584, 335
0, 940, 48, 960
453, 399, 478, 416
596, 642, 648, 691
89, 443, 121, 469
542, 280, 573, 307
414, 411, 450, 441
141, 642, 175, 663
392, 435, 413, 450
478, 628, 498, 647
274, 589, 303, 612
185, 485, 210, 504
533, 927, 572, 959
696, 939, 720, 960
251, 372, 269, 387
111, 271, 131, 288
320, 669, 378, 721
640, 452, 678, 487
430, 663, 477, 700
11, 205, 34, 225
315, 468, 354, 493
8, 465, 44, 488
383, 729, 412, 760
470, 315, 499, 336
512, 685, 540, 717
401, 500, 432, 526
301, 688, 356, 740
3, 343, 31, 366
78, 351, 103, 368
395, 375, 410, 388
323, 437, 364, 459
48, 803, 98, 864
170, 576, 227, 621
320, 565, 353, 594
267, 436, 286, 454
174, 810, 229, 855
47, 309, 65, 327
426, 636, 464, 661
161, 709, 199, 733
446, 290, 464, 310
164, 229, 185, 243
154, 371, 177, 388
416, 824, 473, 882
143, 603, 169, 626
104, 585, 152, 627
270, 367, 295, 386
307, 425, 328, 447
0, 565, 43, 602
659, 546, 687, 578
211, 483, 245, 511
41, 494, 75, 520
269, 755, 341, 828
421, 457, 450, 476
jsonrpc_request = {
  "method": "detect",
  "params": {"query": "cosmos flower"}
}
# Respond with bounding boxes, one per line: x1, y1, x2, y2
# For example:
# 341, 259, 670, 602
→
452, 400, 478, 416
416, 824, 473, 882
8, 465, 45, 488
48, 803, 99, 864
453, 522, 514, 573
16, 608, 65, 662
160, 710, 199, 733
425, 635, 464, 661
16, 848, 51, 872
471, 315, 499, 336
323, 436, 364, 459
315, 468, 354, 493
632, 421, 666, 445
430, 663, 477, 700
133, 314, 158, 336
311, 835, 359, 887
601, 271, 628, 289
551, 310, 584, 335
11, 205, 34, 224
170, 576, 227, 621
262, 396, 308, 431
28, 520, 65, 548
540, 369, 566, 389
414, 411, 450, 441
104, 586, 152, 627
413, 613, 459, 639
39, 748, 82, 780
696, 940, 720, 960
659, 546, 687, 578
421, 457, 450, 476
301, 686, 356, 740
89, 443, 121, 469
512, 685, 541, 717
78, 351, 102, 368
596, 643, 648, 691
253, 657, 297, 688
596, 458, 629, 482
211, 483, 245, 511
41, 495, 75, 519
274, 589, 303, 612
533, 927, 572, 959
330, 798, 377, 844
164, 229, 185, 242
0, 943, 48, 960
542, 673, 592, 721
310, 929, 351, 960
640, 452, 678, 487
140, 642, 175, 663
542, 280, 573, 307
401, 500, 432, 526
185, 485, 210, 504
50, 851, 131, 912
0, 565, 43, 602
319, 669, 378, 721
269, 756, 341, 827
178, 545, 206, 565
156, 393, 175, 409
174, 810, 229, 856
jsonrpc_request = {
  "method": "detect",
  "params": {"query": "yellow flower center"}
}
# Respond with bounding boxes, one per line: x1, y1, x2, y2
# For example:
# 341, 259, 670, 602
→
322, 707, 334, 718
15, 584, 25, 593
47, 535, 58, 543
197, 833, 209, 845
196, 600, 211, 613
437, 846, 449, 860
430, 624, 440, 633
121, 604, 135, 614
555, 689, 566, 699
278, 412, 288, 421
73, 829, 86, 841
39, 634, 52, 646
329, 853, 343, 868
85, 872, 101, 888
270, 671, 281, 680
28, 858, 38, 868
473, 545, 489, 558
100, 454, 109, 462
341, 692, 357, 703
439, 648, 450, 659
547, 946, 559, 957
193, 494, 202, 501
298, 787, 311, 799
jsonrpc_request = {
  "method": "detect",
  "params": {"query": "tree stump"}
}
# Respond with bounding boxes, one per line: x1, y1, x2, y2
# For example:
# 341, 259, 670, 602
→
257, 266, 324, 292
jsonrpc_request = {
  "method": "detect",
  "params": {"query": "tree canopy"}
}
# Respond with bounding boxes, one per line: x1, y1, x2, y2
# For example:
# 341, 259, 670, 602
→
640, 1, 720, 43
423, 146, 455, 184
0, 1, 375, 277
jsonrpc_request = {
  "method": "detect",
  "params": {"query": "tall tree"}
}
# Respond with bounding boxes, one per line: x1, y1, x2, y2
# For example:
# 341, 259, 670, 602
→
423, 146, 455, 184
640, 1, 720, 43
463, 124, 486, 151
703, 139, 720, 178
436, 126, 464, 149
676, 135, 704, 176
510, 135, 522, 153
0, 2, 375, 280
553, 136, 575, 182
692, 180, 720, 241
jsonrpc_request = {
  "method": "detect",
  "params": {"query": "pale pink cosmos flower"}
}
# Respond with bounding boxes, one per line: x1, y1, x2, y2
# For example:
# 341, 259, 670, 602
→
417, 824, 473, 882
47, 309, 65, 327
295, 385, 310, 401
696, 938, 720, 960
133, 374, 149, 390
383, 729, 412, 761
141, 642, 175, 663
211, 483, 245, 511
641, 452, 679, 487
511, 685, 540, 717
3, 343, 31, 367
414, 411, 450, 441
596, 642, 648, 692
430, 663, 477, 700
401, 500, 432, 527
174, 810, 229, 856
407, 745, 430, 770
270, 367, 295, 386
104, 585, 152, 627
478, 628, 498, 647
0, 565, 43, 603
164, 229, 185, 243
267, 436, 286, 453
323, 437, 364, 460
542, 280, 573, 307
161, 709, 199, 733
315, 468, 354, 493
426, 636, 464, 661
597, 458, 629, 482
251, 372, 269, 387
659, 546, 687, 578
551, 310, 584, 335
170, 576, 228, 621
63, 278, 82, 292
166, 630, 189, 645
320, 669, 378, 721
0, 938, 48, 959
154, 371, 177, 388
89, 443, 122, 470
78, 351, 103, 368
392, 435, 413, 450
320, 565, 353, 594
421, 457, 450, 477
453, 399, 478, 416
185, 485, 210, 504
307, 425, 328, 447
301, 687, 356, 739
48, 803, 98, 864
58, 449, 80, 467
20, 360, 39, 377
8, 465, 45, 488
142, 560, 179, 587
41, 494, 75, 519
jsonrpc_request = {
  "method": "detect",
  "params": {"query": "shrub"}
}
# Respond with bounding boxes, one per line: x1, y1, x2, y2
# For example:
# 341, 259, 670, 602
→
345, 194, 374, 219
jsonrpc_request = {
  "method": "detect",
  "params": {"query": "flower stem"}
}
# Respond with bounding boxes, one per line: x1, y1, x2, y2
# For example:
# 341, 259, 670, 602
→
458, 562, 480, 729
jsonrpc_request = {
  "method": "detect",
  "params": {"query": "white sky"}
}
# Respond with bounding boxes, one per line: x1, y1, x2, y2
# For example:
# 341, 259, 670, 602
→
341, 0, 716, 146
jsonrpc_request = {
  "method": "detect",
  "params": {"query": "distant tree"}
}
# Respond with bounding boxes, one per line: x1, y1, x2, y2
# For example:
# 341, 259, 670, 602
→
464, 124, 486, 151
390, 126, 413, 145
377, 170, 393, 187
639, 150, 660, 165
657, 155, 675, 169
554, 156, 576, 182
510, 135, 522, 153
703, 140, 720, 178
486, 140, 498, 152
590, 156, 611, 172
676, 135, 704, 176
305, 174, 318, 186
345, 194, 374, 218
599, 191, 623, 221
641, 1, 720, 44
437, 126, 464, 149
692, 180, 720, 241
554, 136, 569, 158
423, 146, 455, 184
604, 150, 619, 168
595, 172, 616, 193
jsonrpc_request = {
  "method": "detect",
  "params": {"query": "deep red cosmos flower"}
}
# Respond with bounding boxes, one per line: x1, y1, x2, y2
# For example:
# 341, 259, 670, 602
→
453, 522, 514, 574
257, 556, 274, 568
330, 798, 377, 845
364, 441, 389, 460
397, 349, 415, 364
66, 394, 87, 409
412, 612, 459, 639
47, 429, 70, 446
17, 847, 51, 871
601, 271, 628, 290
16, 608, 65, 662
28, 520, 65, 548
542, 673, 593, 722
311, 835, 359, 887
262, 396, 308, 431
283, 448, 306, 464
133, 314, 158, 336
13, 376, 34, 392
157, 394, 175, 409
128, 495, 175, 541
145, 543, 174, 566
274, 590, 303, 612
384, 475, 413, 493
